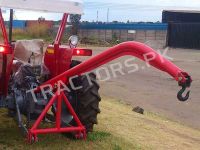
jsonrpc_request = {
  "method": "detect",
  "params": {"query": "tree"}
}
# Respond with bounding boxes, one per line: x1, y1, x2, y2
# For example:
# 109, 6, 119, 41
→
70, 14, 81, 35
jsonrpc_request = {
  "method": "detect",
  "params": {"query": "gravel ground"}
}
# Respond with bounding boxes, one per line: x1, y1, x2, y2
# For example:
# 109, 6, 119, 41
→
76, 44, 200, 129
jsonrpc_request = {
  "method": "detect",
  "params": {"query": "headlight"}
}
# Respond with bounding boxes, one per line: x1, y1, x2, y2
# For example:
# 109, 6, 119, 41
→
69, 35, 79, 48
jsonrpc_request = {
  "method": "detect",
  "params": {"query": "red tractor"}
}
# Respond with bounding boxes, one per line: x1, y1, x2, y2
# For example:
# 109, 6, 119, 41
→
0, 0, 192, 143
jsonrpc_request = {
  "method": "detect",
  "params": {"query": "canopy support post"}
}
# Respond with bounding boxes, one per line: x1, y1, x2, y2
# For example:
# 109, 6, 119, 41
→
9, 9, 13, 43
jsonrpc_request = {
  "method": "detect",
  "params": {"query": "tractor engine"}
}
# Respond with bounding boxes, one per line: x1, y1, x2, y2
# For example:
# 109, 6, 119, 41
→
7, 40, 50, 119
8, 64, 49, 119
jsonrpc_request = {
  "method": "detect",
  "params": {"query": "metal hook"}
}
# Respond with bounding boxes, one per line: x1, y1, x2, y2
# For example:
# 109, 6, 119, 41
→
177, 86, 190, 102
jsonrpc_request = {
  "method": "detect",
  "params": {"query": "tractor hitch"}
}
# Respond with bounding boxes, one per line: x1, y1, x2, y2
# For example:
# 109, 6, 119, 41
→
177, 75, 192, 101
177, 86, 190, 102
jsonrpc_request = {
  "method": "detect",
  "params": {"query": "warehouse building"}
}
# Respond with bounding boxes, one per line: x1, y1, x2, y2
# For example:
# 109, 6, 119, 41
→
26, 20, 54, 28
7, 19, 54, 29
163, 10, 200, 49
12, 20, 26, 29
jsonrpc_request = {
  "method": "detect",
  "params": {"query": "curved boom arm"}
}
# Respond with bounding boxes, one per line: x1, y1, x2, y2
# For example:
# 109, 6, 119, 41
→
41, 41, 192, 101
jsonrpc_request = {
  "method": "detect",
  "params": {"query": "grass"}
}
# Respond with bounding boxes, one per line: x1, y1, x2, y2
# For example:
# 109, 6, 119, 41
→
0, 26, 54, 42
0, 98, 200, 150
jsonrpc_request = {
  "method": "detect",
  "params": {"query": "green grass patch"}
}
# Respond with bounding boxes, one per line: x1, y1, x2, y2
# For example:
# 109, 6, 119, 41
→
87, 131, 111, 141
0, 109, 137, 150
0, 98, 200, 150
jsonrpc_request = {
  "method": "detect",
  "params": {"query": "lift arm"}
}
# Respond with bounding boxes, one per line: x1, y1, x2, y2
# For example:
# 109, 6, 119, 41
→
40, 41, 192, 101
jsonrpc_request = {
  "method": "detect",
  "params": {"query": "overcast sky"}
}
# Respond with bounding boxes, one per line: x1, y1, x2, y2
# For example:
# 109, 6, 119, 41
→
2, 0, 200, 22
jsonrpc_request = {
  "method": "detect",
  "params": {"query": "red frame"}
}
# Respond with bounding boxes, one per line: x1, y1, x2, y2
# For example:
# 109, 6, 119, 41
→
44, 14, 93, 77
44, 14, 71, 77
28, 91, 86, 143
32, 41, 192, 142
41, 41, 191, 88
0, 8, 14, 96
0, 9, 9, 45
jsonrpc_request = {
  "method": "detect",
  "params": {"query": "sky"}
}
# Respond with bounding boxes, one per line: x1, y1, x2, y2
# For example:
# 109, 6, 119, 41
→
2, 0, 200, 22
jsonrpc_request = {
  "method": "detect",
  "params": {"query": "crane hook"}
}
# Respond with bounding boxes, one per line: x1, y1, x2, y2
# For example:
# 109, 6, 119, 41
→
177, 86, 190, 102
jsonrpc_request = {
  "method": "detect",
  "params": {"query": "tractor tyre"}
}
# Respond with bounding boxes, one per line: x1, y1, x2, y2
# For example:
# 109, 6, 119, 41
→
69, 60, 101, 132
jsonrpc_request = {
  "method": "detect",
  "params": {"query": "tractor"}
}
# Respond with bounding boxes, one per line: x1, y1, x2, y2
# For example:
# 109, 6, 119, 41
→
0, 0, 192, 143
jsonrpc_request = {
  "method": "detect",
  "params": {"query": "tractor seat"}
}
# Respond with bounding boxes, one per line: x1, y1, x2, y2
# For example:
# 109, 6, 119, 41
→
14, 39, 44, 66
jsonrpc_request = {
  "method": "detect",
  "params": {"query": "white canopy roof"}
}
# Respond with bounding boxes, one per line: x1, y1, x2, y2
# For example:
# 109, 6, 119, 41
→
0, 0, 83, 14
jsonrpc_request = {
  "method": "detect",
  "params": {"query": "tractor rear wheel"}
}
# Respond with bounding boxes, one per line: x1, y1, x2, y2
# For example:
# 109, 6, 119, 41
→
68, 60, 101, 132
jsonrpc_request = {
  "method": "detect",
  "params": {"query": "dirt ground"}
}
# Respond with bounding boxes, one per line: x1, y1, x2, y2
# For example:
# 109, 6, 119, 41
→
77, 44, 200, 130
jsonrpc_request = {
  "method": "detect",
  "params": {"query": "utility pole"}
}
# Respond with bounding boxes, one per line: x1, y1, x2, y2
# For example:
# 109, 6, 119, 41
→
107, 8, 109, 23
97, 10, 99, 23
